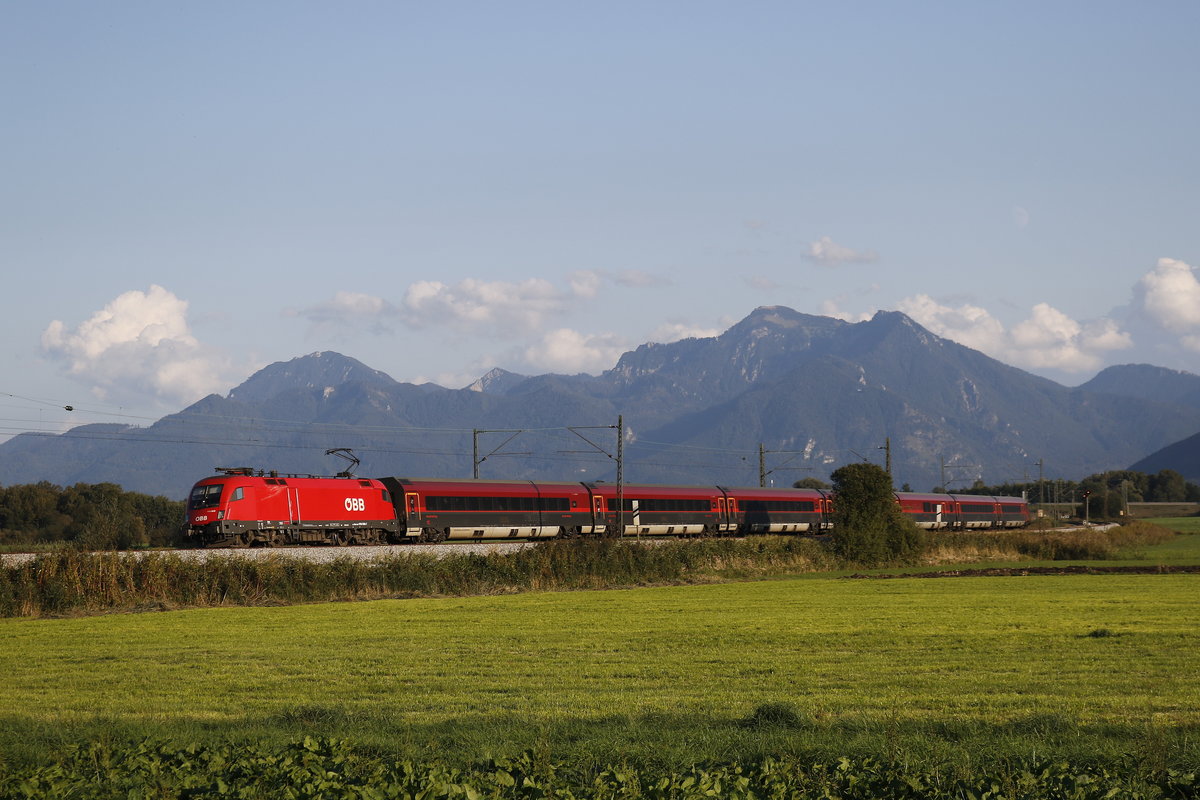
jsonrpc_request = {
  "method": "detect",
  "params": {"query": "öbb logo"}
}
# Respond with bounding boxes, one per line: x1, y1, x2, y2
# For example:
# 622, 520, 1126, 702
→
344, 497, 366, 512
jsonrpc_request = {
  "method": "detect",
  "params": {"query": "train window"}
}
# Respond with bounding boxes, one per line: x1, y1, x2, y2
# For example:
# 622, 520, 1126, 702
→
742, 500, 816, 513
230, 487, 244, 502
961, 503, 994, 513
1001, 504, 1023, 513
382, 490, 391, 504
189, 483, 223, 509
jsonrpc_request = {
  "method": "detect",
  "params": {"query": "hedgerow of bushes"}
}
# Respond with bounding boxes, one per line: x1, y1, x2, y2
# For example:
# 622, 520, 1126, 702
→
0, 523, 1174, 618
0, 537, 835, 617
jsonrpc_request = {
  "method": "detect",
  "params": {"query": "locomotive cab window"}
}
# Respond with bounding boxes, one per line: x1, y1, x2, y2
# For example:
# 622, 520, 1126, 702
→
230, 487, 244, 502
189, 484, 223, 509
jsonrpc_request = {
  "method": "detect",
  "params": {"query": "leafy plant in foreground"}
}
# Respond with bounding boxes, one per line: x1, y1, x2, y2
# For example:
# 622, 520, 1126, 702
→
1, 738, 1196, 799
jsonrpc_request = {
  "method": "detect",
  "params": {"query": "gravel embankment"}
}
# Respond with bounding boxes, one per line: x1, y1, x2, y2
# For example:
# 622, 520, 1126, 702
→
0, 541, 542, 567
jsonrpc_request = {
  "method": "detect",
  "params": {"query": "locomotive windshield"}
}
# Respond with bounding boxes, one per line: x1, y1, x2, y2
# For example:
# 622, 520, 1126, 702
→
189, 483, 224, 510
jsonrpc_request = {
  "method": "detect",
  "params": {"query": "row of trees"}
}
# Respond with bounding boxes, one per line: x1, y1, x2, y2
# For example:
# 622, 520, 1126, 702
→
0, 482, 185, 549
951, 468, 1200, 516
802, 469, 1200, 506
822, 463, 1200, 564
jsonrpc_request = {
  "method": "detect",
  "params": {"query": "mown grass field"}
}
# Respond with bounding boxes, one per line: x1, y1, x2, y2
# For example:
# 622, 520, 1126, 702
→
1147, 516, 1200, 536
1, 555, 1197, 775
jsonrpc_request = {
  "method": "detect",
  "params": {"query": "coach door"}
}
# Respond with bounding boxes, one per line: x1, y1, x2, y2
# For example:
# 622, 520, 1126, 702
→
405, 493, 421, 526
717, 497, 728, 532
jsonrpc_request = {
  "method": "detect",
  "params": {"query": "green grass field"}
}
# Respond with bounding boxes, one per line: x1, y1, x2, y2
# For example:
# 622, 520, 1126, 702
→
1146, 516, 1200, 536
1, 569, 1196, 773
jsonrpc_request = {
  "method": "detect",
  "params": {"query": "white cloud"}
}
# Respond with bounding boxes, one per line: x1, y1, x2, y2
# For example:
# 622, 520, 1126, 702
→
818, 298, 875, 324
521, 328, 629, 374
898, 295, 1130, 373
805, 236, 879, 266
41, 285, 236, 405
647, 321, 722, 343
291, 291, 400, 334
296, 270, 673, 342
568, 270, 603, 298
401, 277, 568, 335
1134, 258, 1200, 333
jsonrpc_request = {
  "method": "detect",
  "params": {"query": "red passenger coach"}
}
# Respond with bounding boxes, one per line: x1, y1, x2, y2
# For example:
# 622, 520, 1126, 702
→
720, 486, 830, 534
380, 478, 593, 542
894, 493, 956, 529
585, 483, 725, 537
893, 492, 1030, 529
186, 469, 400, 547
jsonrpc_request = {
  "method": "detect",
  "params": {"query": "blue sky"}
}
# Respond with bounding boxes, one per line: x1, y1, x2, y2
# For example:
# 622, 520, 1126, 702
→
3, 2, 1199, 437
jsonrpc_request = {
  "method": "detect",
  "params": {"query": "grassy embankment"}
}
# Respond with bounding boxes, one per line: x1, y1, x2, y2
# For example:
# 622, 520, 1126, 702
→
0, 524, 1196, 780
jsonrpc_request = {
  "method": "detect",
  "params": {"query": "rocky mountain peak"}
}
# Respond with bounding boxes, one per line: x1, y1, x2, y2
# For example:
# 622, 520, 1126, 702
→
465, 367, 528, 394
227, 351, 398, 405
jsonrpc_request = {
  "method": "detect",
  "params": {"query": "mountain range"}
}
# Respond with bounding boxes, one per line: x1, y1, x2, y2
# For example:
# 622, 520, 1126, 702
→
3, 306, 1200, 499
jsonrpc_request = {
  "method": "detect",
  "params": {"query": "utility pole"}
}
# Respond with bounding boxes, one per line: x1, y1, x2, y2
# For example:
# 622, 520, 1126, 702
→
883, 437, 891, 478
616, 414, 624, 537
472, 428, 526, 479
564, 418, 624, 534
756, 445, 812, 488
1037, 458, 1044, 507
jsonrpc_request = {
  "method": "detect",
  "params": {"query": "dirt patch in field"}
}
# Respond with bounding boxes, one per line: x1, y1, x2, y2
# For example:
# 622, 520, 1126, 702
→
845, 565, 1200, 579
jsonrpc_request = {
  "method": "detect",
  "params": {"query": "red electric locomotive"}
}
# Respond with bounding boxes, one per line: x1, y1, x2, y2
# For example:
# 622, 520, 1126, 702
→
186, 468, 401, 547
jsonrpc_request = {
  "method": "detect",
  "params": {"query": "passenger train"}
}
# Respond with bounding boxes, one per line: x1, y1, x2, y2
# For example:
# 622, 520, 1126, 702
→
185, 468, 1030, 547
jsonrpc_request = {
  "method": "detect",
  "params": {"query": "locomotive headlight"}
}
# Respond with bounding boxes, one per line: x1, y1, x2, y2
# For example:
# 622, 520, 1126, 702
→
217, 511, 224, 519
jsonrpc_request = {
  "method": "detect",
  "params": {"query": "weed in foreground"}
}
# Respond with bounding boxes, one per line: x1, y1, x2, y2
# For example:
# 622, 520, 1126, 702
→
1, 737, 1197, 799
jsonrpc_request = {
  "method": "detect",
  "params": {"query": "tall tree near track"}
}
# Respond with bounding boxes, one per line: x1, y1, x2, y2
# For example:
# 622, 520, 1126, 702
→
830, 462, 925, 565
